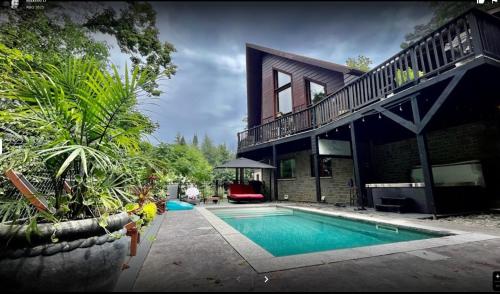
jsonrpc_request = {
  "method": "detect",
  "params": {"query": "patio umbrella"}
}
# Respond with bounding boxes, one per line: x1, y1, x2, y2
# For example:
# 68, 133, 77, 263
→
215, 157, 276, 169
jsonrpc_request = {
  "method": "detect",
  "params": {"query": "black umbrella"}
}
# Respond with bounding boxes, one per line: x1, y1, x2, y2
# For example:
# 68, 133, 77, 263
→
215, 157, 276, 169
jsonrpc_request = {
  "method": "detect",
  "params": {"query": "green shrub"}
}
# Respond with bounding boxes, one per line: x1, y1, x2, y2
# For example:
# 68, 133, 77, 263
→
395, 68, 424, 87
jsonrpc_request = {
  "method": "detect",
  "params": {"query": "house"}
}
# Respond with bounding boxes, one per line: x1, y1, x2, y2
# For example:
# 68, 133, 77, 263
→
236, 8, 500, 215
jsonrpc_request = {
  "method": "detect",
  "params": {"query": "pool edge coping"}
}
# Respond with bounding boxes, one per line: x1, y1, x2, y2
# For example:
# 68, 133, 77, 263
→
196, 205, 499, 274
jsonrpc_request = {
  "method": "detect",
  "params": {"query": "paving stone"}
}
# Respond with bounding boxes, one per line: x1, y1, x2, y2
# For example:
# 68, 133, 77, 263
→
132, 208, 500, 291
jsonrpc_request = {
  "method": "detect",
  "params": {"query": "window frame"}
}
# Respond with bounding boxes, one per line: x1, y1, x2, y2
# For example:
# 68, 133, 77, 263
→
305, 78, 327, 106
274, 69, 293, 116
278, 157, 296, 179
310, 155, 334, 178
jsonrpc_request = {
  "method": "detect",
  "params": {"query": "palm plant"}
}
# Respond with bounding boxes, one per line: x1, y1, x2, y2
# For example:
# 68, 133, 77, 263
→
0, 55, 159, 227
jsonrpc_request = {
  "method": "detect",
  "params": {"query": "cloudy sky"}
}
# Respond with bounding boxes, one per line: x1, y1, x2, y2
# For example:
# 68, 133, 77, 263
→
101, 1, 434, 150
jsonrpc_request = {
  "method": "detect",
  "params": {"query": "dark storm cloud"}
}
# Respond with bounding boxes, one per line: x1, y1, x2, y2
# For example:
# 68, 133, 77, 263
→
106, 1, 433, 150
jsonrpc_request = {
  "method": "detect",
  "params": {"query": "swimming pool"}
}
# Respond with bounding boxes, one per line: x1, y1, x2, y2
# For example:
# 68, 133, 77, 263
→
212, 207, 445, 257
167, 200, 194, 211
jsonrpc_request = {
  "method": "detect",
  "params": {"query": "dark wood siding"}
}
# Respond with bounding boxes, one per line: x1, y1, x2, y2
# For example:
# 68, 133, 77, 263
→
343, 73, 360, 85
261, 54, 345, 123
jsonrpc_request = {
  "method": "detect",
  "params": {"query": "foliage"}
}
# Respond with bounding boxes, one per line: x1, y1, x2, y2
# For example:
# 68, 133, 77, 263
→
200, 135, 234, 167
346, 55, 372, 72
154, 143, 212, 185
312, 92, 327, 104
395, 68, 424, 87
127, 183, 157, 229
0, 3, 108, 68
141, 202, 157, 223
0, 1, 176, 96
400, 1, 500, 49
192, 134, 199, 148
0, 54, 159, 229
85, 2, 177, 96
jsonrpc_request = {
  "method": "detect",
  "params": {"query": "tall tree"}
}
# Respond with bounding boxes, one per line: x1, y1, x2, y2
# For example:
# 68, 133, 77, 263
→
400, 1, 500, 49
346, 55, 372, 72
174, 132, 183, 145
0, 1, 176, 96
154, 143, 212, 185
215, 143, 234, 165
179, 136, 186, 145
201, 134, 216, 165
192, 134, 199, 148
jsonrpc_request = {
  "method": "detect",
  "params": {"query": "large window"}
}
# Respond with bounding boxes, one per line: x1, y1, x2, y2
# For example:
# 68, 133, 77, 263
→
275, 70, 292, 115
279, 158, 296, 179
310, 156, 333, 177
306, 80, 326, 104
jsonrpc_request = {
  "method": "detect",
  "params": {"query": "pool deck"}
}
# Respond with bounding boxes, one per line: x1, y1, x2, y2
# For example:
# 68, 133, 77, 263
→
131, 202, 500, 291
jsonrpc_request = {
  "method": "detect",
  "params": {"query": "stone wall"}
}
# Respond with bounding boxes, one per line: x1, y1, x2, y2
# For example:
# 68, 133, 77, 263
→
371, 121, 498, 183
276, 150, 354, 204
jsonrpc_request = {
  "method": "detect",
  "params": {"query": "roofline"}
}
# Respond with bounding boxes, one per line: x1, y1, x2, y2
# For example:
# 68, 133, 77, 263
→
246, 43, 365, 76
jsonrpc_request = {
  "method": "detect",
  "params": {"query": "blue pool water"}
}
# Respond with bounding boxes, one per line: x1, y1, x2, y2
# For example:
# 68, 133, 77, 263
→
167, 200, 194, 211
212, 207, 443, 257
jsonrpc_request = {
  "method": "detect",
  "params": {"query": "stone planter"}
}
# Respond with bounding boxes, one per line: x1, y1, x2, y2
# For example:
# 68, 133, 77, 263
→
0, 212, 130, 292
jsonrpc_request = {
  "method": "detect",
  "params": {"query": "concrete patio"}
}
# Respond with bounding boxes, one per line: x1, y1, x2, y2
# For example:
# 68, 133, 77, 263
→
130, 204, 500, 292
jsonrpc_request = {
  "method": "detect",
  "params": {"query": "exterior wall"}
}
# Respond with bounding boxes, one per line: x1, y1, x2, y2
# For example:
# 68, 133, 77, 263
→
261, 54, 345, 123
372, 121, 499, 183
343, 72, 360, 85
277, 150, 353, 203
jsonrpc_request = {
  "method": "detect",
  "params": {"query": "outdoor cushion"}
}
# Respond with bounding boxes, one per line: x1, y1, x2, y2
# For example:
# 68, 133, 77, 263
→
228, 193, 264, 199
228, 184, 264, 200
229, 184, 255, 194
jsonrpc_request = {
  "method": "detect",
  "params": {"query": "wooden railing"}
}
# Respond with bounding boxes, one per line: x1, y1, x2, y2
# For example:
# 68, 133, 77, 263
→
238, 9, 500, 150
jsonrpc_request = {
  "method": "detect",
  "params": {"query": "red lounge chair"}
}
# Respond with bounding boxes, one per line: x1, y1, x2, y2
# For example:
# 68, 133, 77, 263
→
227, 184, 264, 203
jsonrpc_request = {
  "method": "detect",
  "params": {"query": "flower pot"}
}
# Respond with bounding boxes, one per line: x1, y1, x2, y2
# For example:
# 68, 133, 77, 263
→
0, 212, 130, 291
156, 199, 166, 214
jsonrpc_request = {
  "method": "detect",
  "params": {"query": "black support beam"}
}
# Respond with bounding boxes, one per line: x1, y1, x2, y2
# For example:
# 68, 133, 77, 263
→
272, 144, 278, 201
311, 136, 322, 202
411, 96, 437, 215
374, 105, 418, 134
349, 122, 365, 209
418, 70, 466, 133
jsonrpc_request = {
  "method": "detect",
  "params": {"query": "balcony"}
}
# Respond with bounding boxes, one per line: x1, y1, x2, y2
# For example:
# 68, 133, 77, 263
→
237, 9, 500, 151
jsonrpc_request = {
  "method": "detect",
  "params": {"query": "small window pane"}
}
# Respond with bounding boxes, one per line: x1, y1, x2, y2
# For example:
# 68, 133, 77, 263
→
311, 156, 333, 177
278, 87, 292, 114
277, 71, 291, 88
280, 158, 295, 178
309, 81, 326, 104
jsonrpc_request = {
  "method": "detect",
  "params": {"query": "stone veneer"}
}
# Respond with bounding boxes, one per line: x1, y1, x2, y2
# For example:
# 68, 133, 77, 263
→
276, 150, 354, 204
372, 121, 499, 183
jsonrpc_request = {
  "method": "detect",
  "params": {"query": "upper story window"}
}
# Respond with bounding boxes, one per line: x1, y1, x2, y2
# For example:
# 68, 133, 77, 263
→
274, 70, 292, 115
306, 80, 326, 104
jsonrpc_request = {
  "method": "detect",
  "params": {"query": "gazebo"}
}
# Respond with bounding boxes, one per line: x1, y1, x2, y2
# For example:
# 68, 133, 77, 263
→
215, 157, 275, 201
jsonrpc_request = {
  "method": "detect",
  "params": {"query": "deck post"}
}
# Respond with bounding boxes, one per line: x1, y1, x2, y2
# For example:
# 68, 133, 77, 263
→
239, 168, 244, 184
311, 135, 322, 202
272, 144, 278, 201
466, 11, 484, 56
349, 121, 365, 209
411, 96, 437, 215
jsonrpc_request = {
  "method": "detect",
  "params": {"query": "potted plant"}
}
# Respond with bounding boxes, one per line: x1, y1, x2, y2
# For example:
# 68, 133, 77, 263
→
0, 53, 159, 291
154, 192, 167, 214
147, 172, 170, 214
394, 68, 424, 93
